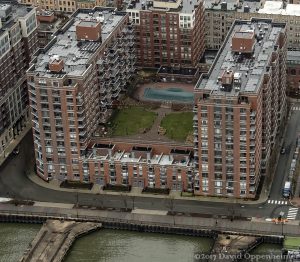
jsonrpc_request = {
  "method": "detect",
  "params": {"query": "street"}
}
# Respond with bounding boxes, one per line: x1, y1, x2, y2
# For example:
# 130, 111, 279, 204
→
0, 103, 300, 221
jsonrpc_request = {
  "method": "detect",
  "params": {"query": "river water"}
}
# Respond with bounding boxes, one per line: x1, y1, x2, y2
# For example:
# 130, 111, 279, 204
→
0, 223, 283, 262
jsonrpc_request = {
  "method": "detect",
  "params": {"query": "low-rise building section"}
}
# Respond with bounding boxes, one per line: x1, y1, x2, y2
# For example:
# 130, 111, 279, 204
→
27, 7, 136, 181
0, 3, 38, 155
84, 142, 194, 191
194, 18, 287, 198
36, 10, 69, 47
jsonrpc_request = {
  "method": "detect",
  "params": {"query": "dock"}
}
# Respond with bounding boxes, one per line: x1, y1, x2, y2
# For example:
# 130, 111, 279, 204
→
20, 219, 101, 262
209, 234, 261, 261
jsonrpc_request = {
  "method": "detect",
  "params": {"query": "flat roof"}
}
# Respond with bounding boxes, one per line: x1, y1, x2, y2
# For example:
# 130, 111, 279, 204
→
127, 0, 198, 14
196, 19, 285, 95
31, 8, 126, 78
204, 0, 262, 13
259, 1, 300, 16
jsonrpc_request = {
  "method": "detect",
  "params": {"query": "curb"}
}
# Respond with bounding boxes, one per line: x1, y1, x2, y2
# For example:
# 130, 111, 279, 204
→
27, 171, 269, 205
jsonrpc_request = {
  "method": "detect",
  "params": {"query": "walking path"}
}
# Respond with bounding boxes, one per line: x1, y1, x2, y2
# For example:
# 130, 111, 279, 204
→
0, 203, 300, 237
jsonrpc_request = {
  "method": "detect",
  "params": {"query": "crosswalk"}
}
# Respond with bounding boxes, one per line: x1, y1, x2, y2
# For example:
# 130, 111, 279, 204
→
267, 199, 288, 205
292, 106, 300, 111
287, 207, 299, 220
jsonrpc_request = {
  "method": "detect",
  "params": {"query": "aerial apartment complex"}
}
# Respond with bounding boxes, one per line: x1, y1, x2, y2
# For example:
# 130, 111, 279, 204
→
126, 0, 205, 69
0, 4, 38, 156
194, 18, 287, 198
27, 7, 136, 180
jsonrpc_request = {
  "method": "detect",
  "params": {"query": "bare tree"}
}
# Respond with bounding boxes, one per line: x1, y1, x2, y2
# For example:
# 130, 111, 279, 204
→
120, 193, 128, 211
165, 195, 175, 215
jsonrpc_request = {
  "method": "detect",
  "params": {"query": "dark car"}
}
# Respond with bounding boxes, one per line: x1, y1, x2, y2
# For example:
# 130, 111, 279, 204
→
280, 147, 286, 154
12, 147, 19, 155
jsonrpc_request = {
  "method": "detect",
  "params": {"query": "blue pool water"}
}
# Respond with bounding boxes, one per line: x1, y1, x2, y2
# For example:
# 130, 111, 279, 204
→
143, 87, 194, 103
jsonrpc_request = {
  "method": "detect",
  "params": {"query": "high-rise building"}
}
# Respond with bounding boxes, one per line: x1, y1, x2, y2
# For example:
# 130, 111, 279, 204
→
27, 7, 136, 181
204, 0, 300, 50
126, 0, 205, 69
0, 3, 38, 155
193, 18, 287, 198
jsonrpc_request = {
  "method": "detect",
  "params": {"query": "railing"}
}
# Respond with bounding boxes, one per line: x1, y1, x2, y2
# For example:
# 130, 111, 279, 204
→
0, 209, 297, 237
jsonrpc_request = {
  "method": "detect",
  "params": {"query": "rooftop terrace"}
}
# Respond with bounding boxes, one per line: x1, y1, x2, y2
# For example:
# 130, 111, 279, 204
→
195, 19, 285, 96
30, 8, 126, 78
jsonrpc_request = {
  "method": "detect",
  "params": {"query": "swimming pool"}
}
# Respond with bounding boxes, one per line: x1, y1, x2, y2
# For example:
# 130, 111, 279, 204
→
143, 87, 194, 103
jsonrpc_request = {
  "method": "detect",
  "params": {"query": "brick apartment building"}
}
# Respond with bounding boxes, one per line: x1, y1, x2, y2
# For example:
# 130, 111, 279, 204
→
27, 7, 136, 181
126, 0, 205, 69
194, 18, 287, 198
287, 51, 300, 96
0, 3, 38, 155
83, 141, 194, 191
204, 0, 300, 50
20, 0, 106, 13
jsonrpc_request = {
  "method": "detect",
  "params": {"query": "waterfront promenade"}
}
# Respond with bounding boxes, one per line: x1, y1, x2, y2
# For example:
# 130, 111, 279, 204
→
0, 202, 299, 237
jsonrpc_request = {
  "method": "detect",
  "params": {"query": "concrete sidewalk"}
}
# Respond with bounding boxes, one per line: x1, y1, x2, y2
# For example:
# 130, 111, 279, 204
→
1, 203, 300, 237
27, 170, 269, 205
0, 123, 32, 167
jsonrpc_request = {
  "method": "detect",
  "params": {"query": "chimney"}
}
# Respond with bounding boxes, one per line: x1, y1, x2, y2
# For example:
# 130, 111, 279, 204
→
49, 55, 64, 73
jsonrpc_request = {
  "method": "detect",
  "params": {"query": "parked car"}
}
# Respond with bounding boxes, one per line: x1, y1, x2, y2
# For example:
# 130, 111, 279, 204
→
280, 147, 286, 154
283, 181, 292, 198
12, 147, 19, 155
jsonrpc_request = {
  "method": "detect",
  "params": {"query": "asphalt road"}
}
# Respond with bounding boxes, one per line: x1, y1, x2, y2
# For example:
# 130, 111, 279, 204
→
269, 106, 300, 200
0, 104, 300, 220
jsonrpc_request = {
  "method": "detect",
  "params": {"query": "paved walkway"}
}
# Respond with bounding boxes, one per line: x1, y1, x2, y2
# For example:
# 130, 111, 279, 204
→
1, 203, 300, 237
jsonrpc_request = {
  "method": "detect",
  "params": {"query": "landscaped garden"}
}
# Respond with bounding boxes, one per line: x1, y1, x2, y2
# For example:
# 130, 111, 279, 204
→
160, 112, 194, 142
110, 106, 157, 136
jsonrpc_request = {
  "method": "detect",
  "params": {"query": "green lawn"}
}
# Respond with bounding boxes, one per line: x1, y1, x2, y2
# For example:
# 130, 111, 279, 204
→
284, 237, 300, 249
160, 112, 193, 142
111, 107, 157, 136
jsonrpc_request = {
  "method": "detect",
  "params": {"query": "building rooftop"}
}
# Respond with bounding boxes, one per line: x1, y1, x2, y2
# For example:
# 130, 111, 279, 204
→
0, 3, 34, 32
126, 0, 199, 14
258, 1, 300, 16
287, 51, 300, 63
195, 19, 285, 95
30, 8, 126, 78
204, 0, 262, 13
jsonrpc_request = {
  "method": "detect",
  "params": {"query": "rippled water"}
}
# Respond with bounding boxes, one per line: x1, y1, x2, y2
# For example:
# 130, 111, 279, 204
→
0, 223, 283, 262
0, 223, 40, 262
65, 229, 214, 262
